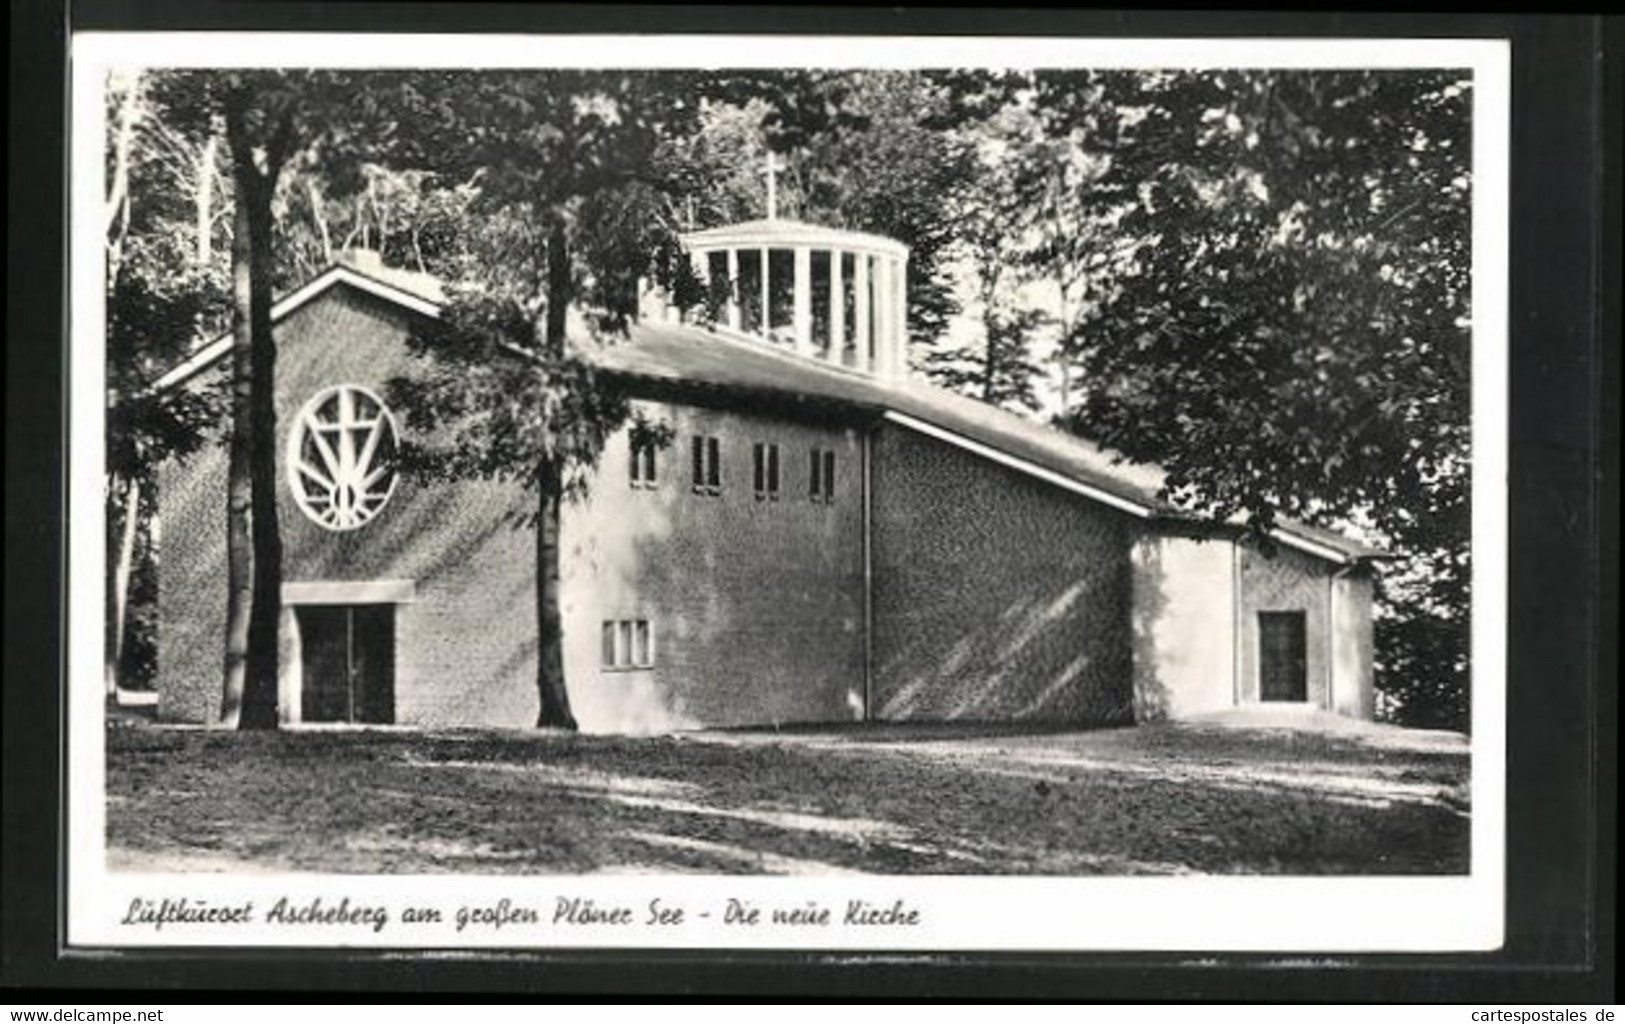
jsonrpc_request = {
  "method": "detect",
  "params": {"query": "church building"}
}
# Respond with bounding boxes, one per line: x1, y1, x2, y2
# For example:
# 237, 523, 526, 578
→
148, 200, 1387, 733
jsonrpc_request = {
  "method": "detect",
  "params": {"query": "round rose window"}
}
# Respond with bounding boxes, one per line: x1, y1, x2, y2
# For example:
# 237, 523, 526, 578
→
286, 384, 400, 531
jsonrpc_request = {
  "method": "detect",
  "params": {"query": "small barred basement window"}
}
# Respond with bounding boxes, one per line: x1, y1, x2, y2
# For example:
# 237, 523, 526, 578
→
691, 435, 721, 495
809, 447, 836, 503
629, 438, 658, 489
752, 442, 781, 501
601, 619, 654, 670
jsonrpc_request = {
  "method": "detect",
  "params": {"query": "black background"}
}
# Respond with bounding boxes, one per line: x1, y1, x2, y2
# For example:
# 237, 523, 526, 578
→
5, 5, 1617, 1001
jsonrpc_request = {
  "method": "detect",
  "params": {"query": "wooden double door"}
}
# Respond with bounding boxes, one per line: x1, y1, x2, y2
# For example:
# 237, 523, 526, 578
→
297, 604, 395, 724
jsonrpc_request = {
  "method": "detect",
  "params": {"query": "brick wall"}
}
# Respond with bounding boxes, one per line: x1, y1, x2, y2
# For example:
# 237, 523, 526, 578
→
1237, 543, 1333, 708
155, 283, 537, 726
869, 423, 1137, 725
154, 277, 1371, 732
561, 400, 866, 731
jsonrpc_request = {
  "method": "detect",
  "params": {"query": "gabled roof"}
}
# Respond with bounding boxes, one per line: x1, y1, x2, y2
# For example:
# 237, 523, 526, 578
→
151, 259, 1389, 565
148, 254, 444, 393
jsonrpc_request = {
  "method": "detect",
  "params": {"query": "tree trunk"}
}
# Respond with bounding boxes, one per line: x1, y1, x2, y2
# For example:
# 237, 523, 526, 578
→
1055, 278, 1071, 417
220, 178, 254, 728
533, 461, 577, 730
106, 476, 141, 699
308, 179, 332, 263
982, 323, 996, 404
241, 168, 283, 729
545, 215, 570, 351
534, 213, 578, 730
978, 267, 1001, 406
195, 134, 217, 267
105, 77, 139, 284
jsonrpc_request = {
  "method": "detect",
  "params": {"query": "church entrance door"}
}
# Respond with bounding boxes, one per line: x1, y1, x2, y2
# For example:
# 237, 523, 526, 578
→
297, 604, 395, 723
1257, 611, 1308, 703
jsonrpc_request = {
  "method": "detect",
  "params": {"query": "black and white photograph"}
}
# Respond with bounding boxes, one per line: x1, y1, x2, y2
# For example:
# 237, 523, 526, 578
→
64, 32, 1511, 952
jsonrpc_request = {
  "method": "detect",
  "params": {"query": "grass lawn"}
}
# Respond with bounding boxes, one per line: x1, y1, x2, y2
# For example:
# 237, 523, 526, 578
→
105, 713, 1470, 875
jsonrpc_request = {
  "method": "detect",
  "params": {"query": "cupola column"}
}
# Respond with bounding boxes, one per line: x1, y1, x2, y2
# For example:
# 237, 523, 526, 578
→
678, 218, 907, 378
828, 249, 845, 365
688, 249, 707, 326
875, 256, 895, 379
725, 248, 741, 331
758, 246, 770, 337
892, 256, 909, 380
793, 245, 812, 355
854, 254, 871, 373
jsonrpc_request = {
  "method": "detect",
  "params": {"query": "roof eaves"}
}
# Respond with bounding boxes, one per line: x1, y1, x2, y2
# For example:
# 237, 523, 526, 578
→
147, 264, 443, 394
593, 360, 889, 425
881, 410, 1159, 520
1148, 511, 1393, 565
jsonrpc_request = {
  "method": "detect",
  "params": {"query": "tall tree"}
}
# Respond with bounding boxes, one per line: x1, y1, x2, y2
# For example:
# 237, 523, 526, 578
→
1004, 113, 1114, 417
273, 161, 477, 287
104, 71, 231, 696
216, 77, 296, 729
922, 142, 1045, 412
148, 69, 402, 727
1036, 69, 1472, 727
387, 71, 700, 729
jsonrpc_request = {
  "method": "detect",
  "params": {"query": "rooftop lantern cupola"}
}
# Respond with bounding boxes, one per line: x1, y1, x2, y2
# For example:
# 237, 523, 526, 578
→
679, 153, 910, 382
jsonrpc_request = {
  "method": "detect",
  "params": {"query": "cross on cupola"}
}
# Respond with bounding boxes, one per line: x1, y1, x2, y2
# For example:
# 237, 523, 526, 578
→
760, 151, 787, 220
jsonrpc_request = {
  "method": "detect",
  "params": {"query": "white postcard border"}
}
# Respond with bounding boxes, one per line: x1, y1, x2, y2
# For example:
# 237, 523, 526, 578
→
66, 31, 1511, 953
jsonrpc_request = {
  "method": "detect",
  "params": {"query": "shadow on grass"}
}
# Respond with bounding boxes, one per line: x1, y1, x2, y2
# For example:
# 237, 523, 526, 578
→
106, 723, 1470, 876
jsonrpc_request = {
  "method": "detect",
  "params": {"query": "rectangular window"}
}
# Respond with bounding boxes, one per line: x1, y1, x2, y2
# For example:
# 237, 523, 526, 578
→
632, 619, 652, 667
601, 618, 654, 670
629, 439, 657, 489
753, 442, 781, 500
692, 435, 721, 495
810, 447, 836, 503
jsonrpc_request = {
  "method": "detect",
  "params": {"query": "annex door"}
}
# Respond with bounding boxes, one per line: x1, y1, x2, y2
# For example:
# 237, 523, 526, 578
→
297, 604, 395, 723
1258, 611, 1308, 703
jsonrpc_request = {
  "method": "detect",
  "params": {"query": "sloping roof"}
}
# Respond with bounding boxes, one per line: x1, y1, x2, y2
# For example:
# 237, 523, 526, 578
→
151, 259, 1389, 564
589, 323, 1390, 563
148, 253, 444, 393
588, 323, 1171, 518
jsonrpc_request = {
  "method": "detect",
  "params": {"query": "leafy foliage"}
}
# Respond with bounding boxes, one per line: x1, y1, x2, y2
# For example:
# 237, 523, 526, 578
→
923, 306, 1048, 413
384, 70, 708, 495
379, 71, 707, 728
922, 141, 1047, 412
104, 72, 233, 691
671, 72, 975, 358
387, 237, 632, 514
272, 163, 477, 286
1034, 69, 1472, 727
143, 68, 420, 727
113, 67, 1474, 731
106, 227, 230, 479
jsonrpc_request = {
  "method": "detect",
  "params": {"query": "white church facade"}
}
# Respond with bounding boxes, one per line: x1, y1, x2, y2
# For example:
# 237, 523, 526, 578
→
149, 211, 1385, 732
